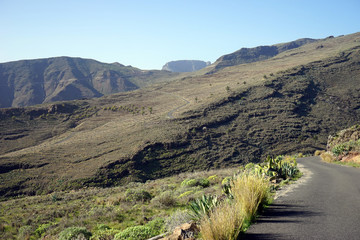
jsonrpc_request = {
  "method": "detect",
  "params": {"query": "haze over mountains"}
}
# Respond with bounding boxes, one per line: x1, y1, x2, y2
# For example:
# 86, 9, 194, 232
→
1, 32, 360, 198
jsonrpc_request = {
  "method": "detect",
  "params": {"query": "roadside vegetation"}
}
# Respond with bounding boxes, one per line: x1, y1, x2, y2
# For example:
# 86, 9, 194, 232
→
318, 124, 360, 168
0, 155, 300, 240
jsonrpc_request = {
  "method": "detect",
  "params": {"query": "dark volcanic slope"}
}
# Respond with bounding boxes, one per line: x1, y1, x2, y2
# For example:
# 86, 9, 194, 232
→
69, 46, 360, 190
212, 38, 318, 72
0, 57, 177, 108
0, 35, 359, 198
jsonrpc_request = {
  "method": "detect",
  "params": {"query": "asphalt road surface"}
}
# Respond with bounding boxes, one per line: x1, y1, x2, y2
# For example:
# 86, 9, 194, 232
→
243, 156, 360, 240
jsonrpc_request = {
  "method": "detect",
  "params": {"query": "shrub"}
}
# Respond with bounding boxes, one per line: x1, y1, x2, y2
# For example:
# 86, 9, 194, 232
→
181, 178, 210, 188
332, 144, 347, 156
125, 189, 152, 202
58, 227, 92, 240
146, 218, 165, 236
114, 226, 152, 240
34, 223, 52, 238
90, 229, 120, 240
17, 226, 32, 240
151, 191, 177, 208
207, 175, 218, 183
221, 176, 232, 185
178, 190, 194, 199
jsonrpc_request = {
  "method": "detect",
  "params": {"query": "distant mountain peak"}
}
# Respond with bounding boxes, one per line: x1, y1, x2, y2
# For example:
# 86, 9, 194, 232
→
162, 60, 211, 72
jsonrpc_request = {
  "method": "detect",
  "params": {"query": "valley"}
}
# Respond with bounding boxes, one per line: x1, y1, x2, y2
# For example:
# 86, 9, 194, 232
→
1, 32, 360, 200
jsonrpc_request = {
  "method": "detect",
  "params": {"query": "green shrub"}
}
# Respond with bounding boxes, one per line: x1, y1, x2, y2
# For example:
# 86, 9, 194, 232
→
125, 189, 152, 202
221, 176, 232, 185
178, 190, 194, 199
207, 175, 218, 183
332, 144, 347, 156
114, 226, 152, 240
58, 227, 92, 240
90, 228, 120, 240
146, 218, 165, 236
17, 226, 32, 240
34, 223, 52, 238
151, 191, 177, 208
181, 178, 210, 188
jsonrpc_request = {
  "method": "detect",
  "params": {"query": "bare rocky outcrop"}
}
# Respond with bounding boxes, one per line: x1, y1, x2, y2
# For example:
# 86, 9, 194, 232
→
160, 222, 199, 240
162, 60, 211, 72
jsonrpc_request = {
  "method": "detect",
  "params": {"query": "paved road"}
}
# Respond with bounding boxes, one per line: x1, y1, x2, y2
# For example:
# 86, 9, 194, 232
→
244, 156, 360, 240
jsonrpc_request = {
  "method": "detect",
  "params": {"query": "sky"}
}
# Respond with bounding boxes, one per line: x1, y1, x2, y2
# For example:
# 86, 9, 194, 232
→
1, 0, 360, 70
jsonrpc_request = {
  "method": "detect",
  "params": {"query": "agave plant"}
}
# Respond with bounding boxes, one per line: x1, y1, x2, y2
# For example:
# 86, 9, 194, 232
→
188, 195, 220, 221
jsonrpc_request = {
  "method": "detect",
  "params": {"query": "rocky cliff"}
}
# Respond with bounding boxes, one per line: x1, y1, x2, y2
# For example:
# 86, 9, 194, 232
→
162, 60, 211, 72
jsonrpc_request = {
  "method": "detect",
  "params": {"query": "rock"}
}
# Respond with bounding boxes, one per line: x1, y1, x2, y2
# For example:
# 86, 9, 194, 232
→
162, 60, 210, 72
161, 222, 199, 240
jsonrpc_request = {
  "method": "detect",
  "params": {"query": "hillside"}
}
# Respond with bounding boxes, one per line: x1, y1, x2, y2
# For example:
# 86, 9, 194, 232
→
210, 38, 318, 72
162, 60, 211, 72
0, 57, 178, 108
1, 32, 360, 198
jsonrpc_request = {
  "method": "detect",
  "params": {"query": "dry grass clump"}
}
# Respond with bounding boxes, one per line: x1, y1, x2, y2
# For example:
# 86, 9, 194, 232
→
320, 152, 336, 163
314, 150, 325, 156
231, 173, 271, 221
199, 173, 271, 240
200, 201, 243, 240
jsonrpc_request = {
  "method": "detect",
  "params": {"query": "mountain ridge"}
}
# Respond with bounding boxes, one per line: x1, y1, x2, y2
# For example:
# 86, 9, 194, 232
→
0, 32, 360, 198
0, 56, 178, 108
210, 38, 318, 72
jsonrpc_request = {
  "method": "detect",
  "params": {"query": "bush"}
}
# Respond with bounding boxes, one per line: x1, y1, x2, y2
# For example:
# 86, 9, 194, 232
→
17, 226, 32, 240
34, 223, 52, 238
125, 189, 152, 202
90, 228, 120, 240
146, 218, 165, 236
59, 227, 92, 240
151, 191, 177, 208
114, 226, 152, 240
181, 178, 210, 188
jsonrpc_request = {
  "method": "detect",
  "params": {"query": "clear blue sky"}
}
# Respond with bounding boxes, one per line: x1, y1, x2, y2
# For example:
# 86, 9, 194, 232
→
1, 0, 359, 70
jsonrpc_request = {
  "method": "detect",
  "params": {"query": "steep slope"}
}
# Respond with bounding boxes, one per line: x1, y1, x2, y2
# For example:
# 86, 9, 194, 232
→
211, 38, 318, 72
162, 60, 211, 72
0, 57, 178, 108
0, 32, 360, 198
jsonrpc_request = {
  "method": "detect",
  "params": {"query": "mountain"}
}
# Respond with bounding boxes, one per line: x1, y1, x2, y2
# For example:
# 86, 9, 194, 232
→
1, 32, 360, 198
210, 38, 318, 72
162, 60, 211, 72
0, 57, 178, 108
